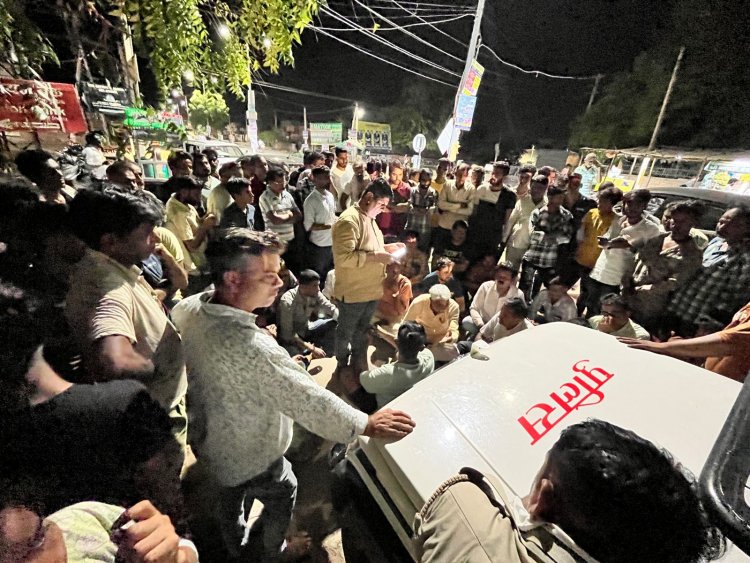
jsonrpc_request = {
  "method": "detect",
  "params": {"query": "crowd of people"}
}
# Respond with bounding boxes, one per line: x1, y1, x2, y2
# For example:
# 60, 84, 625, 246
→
0, 142, 747, 562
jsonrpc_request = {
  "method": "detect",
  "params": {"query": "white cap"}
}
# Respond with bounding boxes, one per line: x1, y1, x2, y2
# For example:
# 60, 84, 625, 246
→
429, 284, 451, 300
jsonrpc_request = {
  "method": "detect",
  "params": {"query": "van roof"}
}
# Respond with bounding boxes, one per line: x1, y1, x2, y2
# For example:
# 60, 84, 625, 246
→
355, 323, 749, 560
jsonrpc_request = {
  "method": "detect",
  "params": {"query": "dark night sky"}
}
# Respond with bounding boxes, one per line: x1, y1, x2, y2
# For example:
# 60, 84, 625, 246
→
249, 0, 675, 156
34, 0, 675, 156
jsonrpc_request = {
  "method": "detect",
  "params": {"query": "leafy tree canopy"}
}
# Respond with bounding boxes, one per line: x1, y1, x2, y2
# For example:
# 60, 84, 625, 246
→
571, 0, 750, 149
382, 83, 452, 154
188, 90, 229, 132
0, 0, 320, 99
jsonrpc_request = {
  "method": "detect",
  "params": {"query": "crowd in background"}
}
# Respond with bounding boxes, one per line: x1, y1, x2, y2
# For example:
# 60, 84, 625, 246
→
0, 140, 748, 562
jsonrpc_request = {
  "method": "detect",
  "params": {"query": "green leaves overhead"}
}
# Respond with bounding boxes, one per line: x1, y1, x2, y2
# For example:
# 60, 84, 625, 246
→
117, 0, 321, 97
188, 90, 229, 132
0, 0, 320, 97
0, 0, 59, 78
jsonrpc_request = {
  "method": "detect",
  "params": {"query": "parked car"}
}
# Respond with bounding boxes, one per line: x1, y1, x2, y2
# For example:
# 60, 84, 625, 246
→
337, 323, 750, 562
184, 140, 248, 166
644, 186, 750, 235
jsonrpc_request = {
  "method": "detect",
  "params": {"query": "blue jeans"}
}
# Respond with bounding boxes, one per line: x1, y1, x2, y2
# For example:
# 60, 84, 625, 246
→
461, 315, 480, 339
335, 300, 379, 365
215, 457, 297, 561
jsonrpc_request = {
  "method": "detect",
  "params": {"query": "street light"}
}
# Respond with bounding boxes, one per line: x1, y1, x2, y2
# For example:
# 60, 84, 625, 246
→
217, 23, 230, 40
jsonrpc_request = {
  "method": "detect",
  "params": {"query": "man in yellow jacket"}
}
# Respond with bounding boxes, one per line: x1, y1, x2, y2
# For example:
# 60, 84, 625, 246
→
332, 178, 405, 372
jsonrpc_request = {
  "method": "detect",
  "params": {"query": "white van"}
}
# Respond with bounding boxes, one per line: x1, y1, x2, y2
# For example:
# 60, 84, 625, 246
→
342, 323, 750, 562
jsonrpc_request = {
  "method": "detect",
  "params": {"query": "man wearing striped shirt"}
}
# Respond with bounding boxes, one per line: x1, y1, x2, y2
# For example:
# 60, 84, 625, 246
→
259, 169, 302, 244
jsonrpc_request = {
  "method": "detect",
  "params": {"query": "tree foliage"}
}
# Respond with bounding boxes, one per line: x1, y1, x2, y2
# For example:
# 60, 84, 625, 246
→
0, 0, 320, 99
571, 0, 750, 149
114, 0, 321, 97
383, 83, 452, 153
570, 54, 670, 149
188, 90, 229, 132
0, 0, 59, 78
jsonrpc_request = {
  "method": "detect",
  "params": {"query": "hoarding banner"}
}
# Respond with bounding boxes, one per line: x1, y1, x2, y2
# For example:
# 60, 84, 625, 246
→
309, 122, 342, 145
0, 78, 87, 133
80, 82, 129, 115
461, 59, 484, 97
455, 94, 478, 131
357, 121, 391, 150
124, 107, 184, 130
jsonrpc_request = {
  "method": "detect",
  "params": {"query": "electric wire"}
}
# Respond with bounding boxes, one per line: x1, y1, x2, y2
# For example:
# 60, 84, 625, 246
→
313, 12, 471, 30
318, 6, 461, 76
308, 27, 455, 87
253, 80, 359, 102
350, 0, 464, 62
389, 0, 469, 48
479, 44, 599, 80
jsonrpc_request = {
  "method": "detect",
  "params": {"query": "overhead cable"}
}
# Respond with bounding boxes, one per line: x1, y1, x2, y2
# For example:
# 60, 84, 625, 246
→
389, 0, 469, 48
314, 12, 471, 30
309, 27, 455, 87
253, 80, 359, 102
479, 44, 599, 80
349, 0, 464, 62
319, 7, 461, 76
371, 0, 475, 6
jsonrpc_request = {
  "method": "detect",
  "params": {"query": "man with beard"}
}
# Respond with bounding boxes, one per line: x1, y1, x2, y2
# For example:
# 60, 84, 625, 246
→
165, 176, 218, 295
623, 200, 705, 332
469, 161, 516, 259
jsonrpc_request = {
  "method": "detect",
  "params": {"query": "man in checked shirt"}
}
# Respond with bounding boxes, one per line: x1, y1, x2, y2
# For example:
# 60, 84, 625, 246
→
519, 185, 574, 303
666, 206, 750, 337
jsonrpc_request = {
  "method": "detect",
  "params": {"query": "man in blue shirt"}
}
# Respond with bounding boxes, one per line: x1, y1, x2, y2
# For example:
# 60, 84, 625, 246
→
574, 153, 601, 198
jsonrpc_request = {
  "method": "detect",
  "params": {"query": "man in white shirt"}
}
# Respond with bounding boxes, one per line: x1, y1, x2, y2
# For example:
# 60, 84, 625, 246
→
193, 152, 221, 208
330, 147, 354, 212
585, 189, 661, 316
206, 161, 242, 222
477, 297, 534, 343
303, 166, 337, 281
589, 293, 650, 339
528, 277, 577, 324
259, 169, 302, 243
462, 263, 524, 339
171, 229, 415, 560
435, 162, 475, 251
340, 161, 368, 210
81, 130, 108, 181
501, 174, 548, 269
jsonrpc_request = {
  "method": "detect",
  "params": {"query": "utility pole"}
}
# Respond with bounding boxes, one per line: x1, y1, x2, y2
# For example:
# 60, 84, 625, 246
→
449, 0, 486, 159
246, 84, 258, 150
648, 46, 685, 150
585, 74, 602, 113
302, 106, 308, 149
117, 16, 140, 106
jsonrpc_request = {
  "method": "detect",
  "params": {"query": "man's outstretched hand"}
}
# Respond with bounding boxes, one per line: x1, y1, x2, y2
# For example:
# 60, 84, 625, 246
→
364, 409, 416, 440
617, 337, 665, 354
